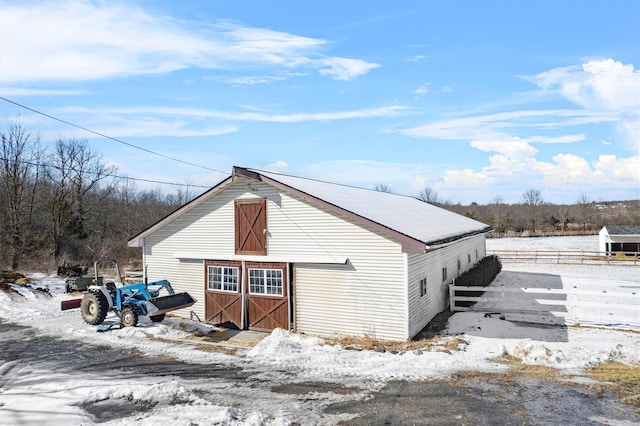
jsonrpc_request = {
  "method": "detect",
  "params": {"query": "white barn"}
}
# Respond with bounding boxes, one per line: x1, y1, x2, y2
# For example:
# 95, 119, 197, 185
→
599, 226, 640, 255
128, 167, 493, 341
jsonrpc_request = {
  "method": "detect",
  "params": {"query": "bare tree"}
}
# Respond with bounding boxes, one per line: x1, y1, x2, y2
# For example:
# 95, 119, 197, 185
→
521, 189, 544, 233
374, 183, 392, 193
46, 138, 116, 261
418, 186, 440, 204
0, 122, 42, 270
165, 184, 195, 207
575, 193, 594, 231
556, 206, 569, 233
490, 195, 506, 235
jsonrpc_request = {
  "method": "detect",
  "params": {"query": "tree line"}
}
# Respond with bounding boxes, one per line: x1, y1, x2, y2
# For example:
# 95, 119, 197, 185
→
414, 187, 639, 237
0, 122, 190, 271
2, 122, 638, 272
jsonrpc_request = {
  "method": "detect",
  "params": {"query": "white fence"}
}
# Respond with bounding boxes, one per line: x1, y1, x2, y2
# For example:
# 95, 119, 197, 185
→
449, 284, 640, 329
488, 250, 639, 265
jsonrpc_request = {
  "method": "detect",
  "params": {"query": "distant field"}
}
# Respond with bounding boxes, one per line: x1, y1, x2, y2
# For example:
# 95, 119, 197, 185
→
487, 235, 600, 252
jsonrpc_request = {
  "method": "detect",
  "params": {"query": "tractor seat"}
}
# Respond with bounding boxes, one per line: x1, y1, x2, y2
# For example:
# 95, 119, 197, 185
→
105, 281, 117, 296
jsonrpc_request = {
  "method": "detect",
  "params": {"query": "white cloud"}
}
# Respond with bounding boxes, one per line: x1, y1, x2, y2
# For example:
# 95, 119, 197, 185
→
263, 160, 289, 173
318, 57, 381, 80
538, 154, 595, 187
407, 55, 427, 62
530, 59, 640, 151
413, 84, 430, 97
398, 58, 640, 201
0, 2, 378, 83
402, 109, 559, 140
471, 139, 538, 161
521, 134, 586, 144
61, 105, 409, 123
39, 118, 238, 141
536, 153, 640, 189
286, 152, 639, 204
438, 145, 640, 201
594, 154, 640, 182
0, 87, 86, 96
219, 72, 307, 85
404, 59, 638, 150
532, 59, 640, 110
442, 168, 491, 187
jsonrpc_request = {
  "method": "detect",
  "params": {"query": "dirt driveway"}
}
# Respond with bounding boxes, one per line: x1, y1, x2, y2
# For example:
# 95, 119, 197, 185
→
1, 320, 638, 425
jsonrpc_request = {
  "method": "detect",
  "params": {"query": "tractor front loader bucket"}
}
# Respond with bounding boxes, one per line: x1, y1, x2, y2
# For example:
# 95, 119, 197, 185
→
145, 292, 196, 317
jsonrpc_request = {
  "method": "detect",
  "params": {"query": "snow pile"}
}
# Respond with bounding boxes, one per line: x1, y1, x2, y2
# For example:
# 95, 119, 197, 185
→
248, 328, 324, 358
447, 312, 640, 373
88, 379, 197, 406
106, 406, 243, 426
511, 341, 567, 366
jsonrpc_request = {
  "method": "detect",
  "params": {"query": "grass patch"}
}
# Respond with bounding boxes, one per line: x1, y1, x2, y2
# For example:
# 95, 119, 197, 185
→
587, 362, 640, 407
569, 323, 640, 335
324, 334, 467, 353
494, 355, 640, 409
494, 354, 560, 380
0, 271, 28, 285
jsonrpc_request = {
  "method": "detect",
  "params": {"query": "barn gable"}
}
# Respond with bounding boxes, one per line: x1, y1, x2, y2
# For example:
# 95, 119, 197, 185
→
129, 166, 492, 252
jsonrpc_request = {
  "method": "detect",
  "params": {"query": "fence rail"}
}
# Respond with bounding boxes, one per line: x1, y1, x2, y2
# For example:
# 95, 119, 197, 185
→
124, 270, 144, 283
488, 250, 639, 265
449, 284, 639, 329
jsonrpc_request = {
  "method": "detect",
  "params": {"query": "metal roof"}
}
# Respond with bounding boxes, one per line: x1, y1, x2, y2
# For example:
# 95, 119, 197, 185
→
244, 167, 493, 247
603, 225, 640, 236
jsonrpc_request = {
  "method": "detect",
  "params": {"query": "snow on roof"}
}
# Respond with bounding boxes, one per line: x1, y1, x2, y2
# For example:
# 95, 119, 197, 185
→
248, 168, 492, 247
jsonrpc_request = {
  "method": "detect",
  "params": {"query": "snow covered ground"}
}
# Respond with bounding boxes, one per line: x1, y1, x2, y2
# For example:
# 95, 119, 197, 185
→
1, 235, 639, 425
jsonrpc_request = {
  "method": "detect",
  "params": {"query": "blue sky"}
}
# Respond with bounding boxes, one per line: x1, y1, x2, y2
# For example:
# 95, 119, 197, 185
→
0, 0, 638, 204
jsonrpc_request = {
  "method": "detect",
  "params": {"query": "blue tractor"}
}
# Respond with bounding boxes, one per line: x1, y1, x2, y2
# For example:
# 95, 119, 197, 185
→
79, 260, 196, 327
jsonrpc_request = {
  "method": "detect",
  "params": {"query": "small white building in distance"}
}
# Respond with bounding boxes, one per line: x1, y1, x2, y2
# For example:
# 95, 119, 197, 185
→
599, 225, 640, 256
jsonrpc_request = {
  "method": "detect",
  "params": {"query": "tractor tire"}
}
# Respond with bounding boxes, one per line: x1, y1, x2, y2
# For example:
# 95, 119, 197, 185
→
80, 291, 108, 325
149, 314, 165, 323
120, 308, 139, 327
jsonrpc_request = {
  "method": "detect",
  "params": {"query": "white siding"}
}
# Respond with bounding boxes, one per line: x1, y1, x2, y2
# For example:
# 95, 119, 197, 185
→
142, 184, 241, 321
270, 181, 407, 340
406, 235, 487, 338
599, 227, 608, 254
142, 177, 407, 339
292, 231, 407, 341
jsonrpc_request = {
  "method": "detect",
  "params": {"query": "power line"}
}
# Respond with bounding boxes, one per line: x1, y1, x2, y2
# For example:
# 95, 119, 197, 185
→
0, 96, 231, 175
0, 156, 212, 189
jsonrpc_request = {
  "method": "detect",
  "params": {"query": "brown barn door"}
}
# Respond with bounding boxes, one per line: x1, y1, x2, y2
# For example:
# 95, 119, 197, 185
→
235, 199, 267, 255
204, 260, 242, 328
245, 262, 289, 331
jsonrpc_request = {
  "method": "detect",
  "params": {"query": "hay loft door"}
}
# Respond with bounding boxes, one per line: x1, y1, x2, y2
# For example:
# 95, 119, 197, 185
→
235, 199, 267, 255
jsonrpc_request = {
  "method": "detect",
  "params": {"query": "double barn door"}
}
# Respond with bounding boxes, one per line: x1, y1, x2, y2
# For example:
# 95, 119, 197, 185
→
204, 260, 289, 331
